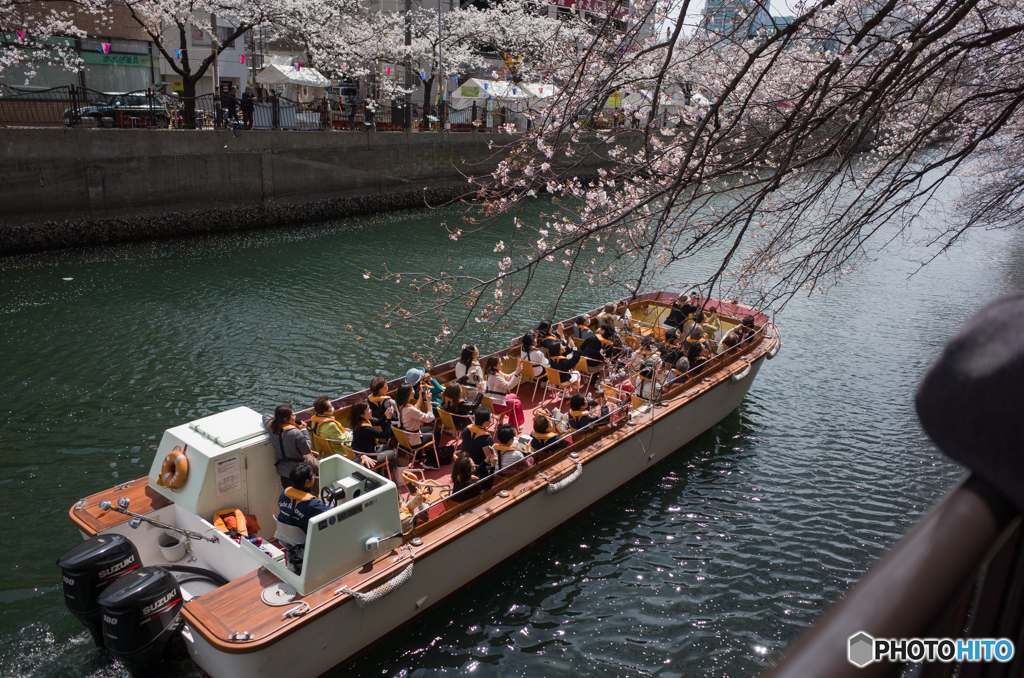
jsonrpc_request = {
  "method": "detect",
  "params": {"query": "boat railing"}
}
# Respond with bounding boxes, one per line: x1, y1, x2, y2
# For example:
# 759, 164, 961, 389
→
409, 400, 634, 525
759, 474, 1024, 678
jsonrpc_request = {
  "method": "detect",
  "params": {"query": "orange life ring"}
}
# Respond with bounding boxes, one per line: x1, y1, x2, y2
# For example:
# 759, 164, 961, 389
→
158, 447, 188, 489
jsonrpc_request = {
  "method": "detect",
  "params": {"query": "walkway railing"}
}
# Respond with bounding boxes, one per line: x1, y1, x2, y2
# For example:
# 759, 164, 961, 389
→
0, 82, 537, 133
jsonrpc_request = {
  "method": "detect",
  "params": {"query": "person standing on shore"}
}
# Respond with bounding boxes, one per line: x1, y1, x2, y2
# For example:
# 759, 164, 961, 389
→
225, 86, 239, 126
241, 86, 255, 129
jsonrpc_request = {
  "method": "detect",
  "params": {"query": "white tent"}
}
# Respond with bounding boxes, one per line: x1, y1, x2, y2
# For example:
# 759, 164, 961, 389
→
450, 78, 531, 110
256, 62, 331, 101
520, 82, 559, 107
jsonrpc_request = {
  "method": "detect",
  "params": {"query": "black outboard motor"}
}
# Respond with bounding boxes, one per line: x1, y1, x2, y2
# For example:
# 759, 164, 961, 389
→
97, 566, 183, 678
56, 534, 141, 646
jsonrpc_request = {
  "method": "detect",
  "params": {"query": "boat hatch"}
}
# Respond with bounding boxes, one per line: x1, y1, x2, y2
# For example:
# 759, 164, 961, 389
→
189, 408, 265, 447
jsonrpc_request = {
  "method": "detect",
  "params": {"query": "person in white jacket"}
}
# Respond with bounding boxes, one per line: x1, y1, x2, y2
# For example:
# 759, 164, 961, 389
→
483, 355, 525, 430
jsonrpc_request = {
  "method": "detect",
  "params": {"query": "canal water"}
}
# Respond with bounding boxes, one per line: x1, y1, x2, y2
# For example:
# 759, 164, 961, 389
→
1, 198, 1022, 677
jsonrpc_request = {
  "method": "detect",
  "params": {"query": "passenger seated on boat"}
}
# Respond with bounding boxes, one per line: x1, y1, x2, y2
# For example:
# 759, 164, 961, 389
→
598, 301, 632, 330
684, 327, 712, 366
455, 344, 484, 391
637, 353, 668, 399
580, 323, 607, 368
718, 332, 740, 355
599, 323, 631, 365
264, 404, 317, 488
573, 315, 595, 340
733, 316, 758, 344
530, 415, 568, 459
537, 321, 581, 370
494, 423, 528, 473
567, 393, 609, 430
368, 377, 398, 436
702, 309, 722, 342
449, 454, 484, 503
660, 328, 685, 366
520, 332, 550, 379
407, 365, 444, 409
348, 401, 398, 468
310, 396, 352, 456
277, 463, 329, 573
483, 356, 525, 429
396, 383, 435, 448
460, 409, 496, 486
441, 382, 480, 427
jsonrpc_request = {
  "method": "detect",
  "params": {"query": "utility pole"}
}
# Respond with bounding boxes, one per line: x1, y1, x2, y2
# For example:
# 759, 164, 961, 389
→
211, 13, 220, 125
437, 0, 443, 128
404, 0, 412, 131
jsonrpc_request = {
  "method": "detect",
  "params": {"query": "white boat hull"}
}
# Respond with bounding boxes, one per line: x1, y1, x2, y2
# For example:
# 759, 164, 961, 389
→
180, 355, 766, 677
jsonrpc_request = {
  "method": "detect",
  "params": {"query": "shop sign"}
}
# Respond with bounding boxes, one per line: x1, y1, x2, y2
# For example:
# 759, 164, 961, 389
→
81, 52, 152, 67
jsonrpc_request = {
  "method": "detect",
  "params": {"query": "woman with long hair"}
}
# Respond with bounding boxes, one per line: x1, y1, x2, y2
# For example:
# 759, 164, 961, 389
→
348, 400, 397, 469
482, 355, 525, 430
455, 344, 484, 390
263, 404, 315, 488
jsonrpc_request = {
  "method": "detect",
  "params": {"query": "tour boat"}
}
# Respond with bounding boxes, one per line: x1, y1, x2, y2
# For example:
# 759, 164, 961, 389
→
59, 292, 780, 678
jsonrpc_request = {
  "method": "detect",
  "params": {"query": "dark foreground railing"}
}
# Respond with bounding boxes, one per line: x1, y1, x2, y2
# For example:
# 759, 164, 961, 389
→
762, 474, 1024, 678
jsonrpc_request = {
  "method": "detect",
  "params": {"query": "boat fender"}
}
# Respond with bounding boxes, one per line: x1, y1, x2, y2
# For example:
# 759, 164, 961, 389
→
730, 360, 751, 383
157, 446, 188, 489
540, 458, 583, 495
766, 340, 781, 359
336, 562, 414, 608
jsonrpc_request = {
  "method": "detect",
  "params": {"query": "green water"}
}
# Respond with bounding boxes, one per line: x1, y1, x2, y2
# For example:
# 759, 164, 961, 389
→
1, 198, 1022, 677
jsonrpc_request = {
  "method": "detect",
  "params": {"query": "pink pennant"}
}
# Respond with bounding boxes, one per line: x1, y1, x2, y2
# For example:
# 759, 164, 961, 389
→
102, 43, 111, 54
239, 55, 245, 64
16, 30, 25, 43
296, 62, 301, 71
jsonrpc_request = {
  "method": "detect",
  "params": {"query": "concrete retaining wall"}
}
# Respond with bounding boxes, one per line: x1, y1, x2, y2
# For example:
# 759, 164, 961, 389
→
0, 129, 515, 255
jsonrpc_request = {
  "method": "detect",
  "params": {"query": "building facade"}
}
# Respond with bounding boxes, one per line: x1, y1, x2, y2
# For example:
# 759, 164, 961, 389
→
701, 0, 772, 43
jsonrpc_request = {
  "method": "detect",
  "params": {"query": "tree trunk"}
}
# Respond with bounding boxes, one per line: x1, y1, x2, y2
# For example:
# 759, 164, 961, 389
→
422, 75, 435, 131
183, 78, 198, 129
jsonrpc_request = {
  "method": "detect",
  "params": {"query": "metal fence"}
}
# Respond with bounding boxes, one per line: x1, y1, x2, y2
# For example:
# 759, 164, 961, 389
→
0, 82, 535, 133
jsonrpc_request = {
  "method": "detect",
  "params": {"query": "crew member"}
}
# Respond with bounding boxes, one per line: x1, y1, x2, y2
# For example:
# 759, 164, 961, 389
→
277, 463, 329, 573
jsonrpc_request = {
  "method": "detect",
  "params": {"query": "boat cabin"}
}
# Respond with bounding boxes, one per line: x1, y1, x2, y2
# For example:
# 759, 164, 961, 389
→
147, 407, 400, 595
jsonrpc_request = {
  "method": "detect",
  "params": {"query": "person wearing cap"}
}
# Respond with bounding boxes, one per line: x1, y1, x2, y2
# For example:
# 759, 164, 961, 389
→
406, 365, 444, 411
396, 370, 437, 464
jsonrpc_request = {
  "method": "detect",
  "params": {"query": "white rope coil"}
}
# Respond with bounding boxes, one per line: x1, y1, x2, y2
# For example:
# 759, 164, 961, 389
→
337, 562, 414, 608
539, 459, 583, 495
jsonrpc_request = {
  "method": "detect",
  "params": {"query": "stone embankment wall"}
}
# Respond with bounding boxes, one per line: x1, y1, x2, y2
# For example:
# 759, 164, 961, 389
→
0, 129, 517, 255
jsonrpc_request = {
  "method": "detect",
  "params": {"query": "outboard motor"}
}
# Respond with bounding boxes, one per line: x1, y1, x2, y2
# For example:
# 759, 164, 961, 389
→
56, 534, 141, 646
97, 566, 183, 678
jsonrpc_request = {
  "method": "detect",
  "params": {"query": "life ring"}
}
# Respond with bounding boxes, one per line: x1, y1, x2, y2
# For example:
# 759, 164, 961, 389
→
158, 447, 188, 489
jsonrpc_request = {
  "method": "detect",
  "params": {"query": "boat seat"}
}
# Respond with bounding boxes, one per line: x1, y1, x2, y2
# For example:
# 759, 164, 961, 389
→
273, 515, 307, 549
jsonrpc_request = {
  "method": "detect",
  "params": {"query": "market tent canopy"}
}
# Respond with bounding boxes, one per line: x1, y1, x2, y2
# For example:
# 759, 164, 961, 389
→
451, 78, 532, 110
520, 82, 559, 103
256, 63, 331, 88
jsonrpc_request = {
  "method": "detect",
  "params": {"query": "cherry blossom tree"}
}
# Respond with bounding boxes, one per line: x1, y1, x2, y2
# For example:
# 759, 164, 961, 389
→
364, 0, 1024, 352
1, 0, 103, 84
396, 4, 574, 129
